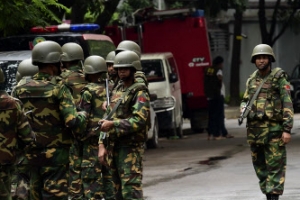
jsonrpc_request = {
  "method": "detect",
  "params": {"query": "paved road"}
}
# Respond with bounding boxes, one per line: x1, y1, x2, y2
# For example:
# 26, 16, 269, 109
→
142, 114, 300, 200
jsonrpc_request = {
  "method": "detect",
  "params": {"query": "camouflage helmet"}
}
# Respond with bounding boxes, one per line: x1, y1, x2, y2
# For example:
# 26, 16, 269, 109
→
251, 44, 275, 63
114, 50, 141, 70
115, 40, 141, 58
83, 56, 107, 74
61, 42, 84, 62
32, 41, 62, 65
0, 68, 5, 83
18, 59, 38, 77
106, 51, 116, 64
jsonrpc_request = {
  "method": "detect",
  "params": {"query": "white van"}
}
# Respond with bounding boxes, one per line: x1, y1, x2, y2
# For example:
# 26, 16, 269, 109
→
141, 52, 183, 138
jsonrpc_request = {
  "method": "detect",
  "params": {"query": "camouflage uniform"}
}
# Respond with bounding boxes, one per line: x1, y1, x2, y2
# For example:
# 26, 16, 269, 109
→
78, 82, 106, 199
99, 80, 150, 200
13, 72, 87, 200
11, 76, 34, 200
60, 66, 88, 199
240, 67, 293, 195
0, 90, 34, 200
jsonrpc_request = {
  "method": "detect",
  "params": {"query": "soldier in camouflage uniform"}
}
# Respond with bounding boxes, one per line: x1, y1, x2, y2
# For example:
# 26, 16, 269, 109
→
11, 59, 38, 200
0, 68, 34, 200
59, 42, 88, 199
13, 41, 87, 200
98, 50, 150, 200
77, 56, 108, 199
240, 44, 293, 200
106, 51, 118, 93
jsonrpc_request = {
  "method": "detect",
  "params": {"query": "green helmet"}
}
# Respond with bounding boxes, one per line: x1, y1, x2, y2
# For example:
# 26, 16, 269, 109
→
61, 42, 84, 62
18, 59, 38, 77
115, 40, 141, 58
0, 68, 5, 83
106, 51, 116, 64
251, 44, 275, 63
32, 41, 62, 65
114, 50, 141, 70
83, 56, 107, 74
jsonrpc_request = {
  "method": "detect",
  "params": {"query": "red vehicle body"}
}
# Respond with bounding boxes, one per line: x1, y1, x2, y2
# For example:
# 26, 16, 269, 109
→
105, 8, 212, 132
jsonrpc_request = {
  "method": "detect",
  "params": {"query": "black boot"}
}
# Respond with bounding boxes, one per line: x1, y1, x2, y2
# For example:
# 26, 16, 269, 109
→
270, 194, 279, 200
266, 194, 271, 200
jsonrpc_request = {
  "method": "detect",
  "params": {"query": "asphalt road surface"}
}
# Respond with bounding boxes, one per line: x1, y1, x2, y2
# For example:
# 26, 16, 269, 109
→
142, 114, 300, 200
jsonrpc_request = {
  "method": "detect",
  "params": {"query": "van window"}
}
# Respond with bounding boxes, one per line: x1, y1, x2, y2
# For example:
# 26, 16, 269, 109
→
86, 40, 115, 58
168, 57, 178, 74
141, 59, 165, 82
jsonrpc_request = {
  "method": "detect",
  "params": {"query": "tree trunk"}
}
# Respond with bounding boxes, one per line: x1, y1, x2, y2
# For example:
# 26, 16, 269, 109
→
95, 0, 120, 33
71, 0, 87, 24
229, 10, 243, 106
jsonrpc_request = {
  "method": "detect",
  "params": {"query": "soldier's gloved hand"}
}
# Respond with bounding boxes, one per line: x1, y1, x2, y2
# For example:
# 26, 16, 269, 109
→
78, 111, 88, 118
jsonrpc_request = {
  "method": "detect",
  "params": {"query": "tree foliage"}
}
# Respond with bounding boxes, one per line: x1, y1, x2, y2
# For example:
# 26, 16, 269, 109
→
0, 0, 68, 36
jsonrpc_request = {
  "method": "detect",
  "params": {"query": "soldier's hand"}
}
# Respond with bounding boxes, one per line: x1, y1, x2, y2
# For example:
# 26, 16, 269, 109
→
99, 120, 114, 132
102, 101, 107, 111
282, 132, 291, 144
98, 144, 108, 166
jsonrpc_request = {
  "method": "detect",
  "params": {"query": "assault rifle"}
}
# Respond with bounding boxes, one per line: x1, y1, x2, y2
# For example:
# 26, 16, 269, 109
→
238, 101, 250, 126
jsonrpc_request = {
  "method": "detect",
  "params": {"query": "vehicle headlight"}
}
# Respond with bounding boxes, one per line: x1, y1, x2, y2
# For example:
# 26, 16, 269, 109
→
290, 84, 294, 91
152, 96, 175, 109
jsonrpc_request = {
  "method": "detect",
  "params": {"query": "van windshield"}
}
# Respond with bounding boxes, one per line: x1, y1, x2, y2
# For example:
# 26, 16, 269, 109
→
141, 59, 165, 82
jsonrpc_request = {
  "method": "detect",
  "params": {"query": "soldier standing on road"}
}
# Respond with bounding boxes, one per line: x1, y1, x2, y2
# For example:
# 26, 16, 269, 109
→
13, 41, 87, 200
11, 59, 38, 200
0, 68, 34, 200
60, 42, 88, 199
98, 50, 150, 200
77, 55, 108, 199
240, 44, 293, 200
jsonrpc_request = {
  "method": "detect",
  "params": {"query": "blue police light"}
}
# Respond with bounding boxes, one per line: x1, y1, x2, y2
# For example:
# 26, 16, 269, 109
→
69, 24, 100, 32
31, 23, 100, 33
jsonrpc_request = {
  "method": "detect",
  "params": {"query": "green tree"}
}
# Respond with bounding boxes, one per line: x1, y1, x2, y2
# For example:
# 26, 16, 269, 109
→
258, 0, 300, 46
0, 0, 67, 36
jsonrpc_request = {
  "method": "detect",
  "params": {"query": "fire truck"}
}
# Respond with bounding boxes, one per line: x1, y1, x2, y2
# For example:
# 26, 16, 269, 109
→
105, 8, 212, 132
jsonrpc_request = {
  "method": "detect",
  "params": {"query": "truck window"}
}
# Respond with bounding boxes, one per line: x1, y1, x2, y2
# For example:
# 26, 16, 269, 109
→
141, 59, 165, 82
86, 40, 115, 58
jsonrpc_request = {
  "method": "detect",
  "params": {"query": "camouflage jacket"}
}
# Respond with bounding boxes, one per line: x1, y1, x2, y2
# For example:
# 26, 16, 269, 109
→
0, 90, 34, 165
240, 68, 294, 133
60, 65, 88, 105
99, 80, 150, 146
78, 82, 106, 141
13, 72, 87, 148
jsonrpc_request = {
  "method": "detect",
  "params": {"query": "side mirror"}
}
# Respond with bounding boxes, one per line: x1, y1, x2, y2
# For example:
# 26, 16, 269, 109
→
169, 73, 178, 83
150, 93, 157, 101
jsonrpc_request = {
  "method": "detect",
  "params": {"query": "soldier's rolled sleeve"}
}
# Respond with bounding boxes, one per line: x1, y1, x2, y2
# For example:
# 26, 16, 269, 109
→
279, 77, 294, 133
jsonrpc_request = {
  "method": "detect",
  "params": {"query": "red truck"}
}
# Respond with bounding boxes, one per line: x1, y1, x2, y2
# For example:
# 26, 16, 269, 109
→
105, 8, 212, 132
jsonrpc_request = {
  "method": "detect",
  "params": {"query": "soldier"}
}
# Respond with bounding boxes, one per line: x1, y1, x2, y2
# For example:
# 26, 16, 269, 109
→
240, 44, 293, 200
115, 40, 148, 87
11, 59, 38, 200
106, 51, 118, 93
98, 50, 150, 200
0, 68, 34, 200
77, 55, 108, 199
13, 41, 87, 200
60, 42, 88, 199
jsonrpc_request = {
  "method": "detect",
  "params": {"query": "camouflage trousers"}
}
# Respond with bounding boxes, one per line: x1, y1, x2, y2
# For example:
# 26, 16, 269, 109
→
29, 164, 69, 200
104, 143, 144, 200
11, 165, 30, 200
80, 141, 104, 200
250, 131, 287, 195
0, 165, 13, 200
68, 142, 83, 200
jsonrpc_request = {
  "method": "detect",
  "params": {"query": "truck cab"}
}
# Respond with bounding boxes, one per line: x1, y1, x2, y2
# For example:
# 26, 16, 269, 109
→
141, 52, 182, 138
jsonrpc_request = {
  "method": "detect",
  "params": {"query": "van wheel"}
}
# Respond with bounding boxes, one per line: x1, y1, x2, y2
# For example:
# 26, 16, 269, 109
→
146, 118, 159, 149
